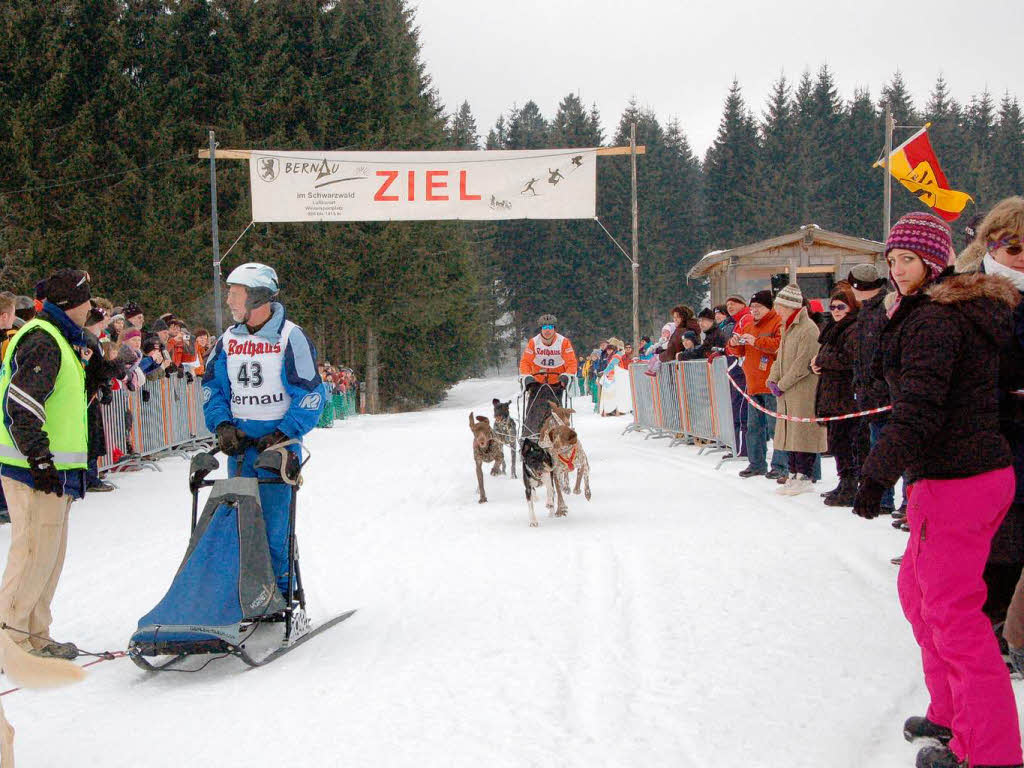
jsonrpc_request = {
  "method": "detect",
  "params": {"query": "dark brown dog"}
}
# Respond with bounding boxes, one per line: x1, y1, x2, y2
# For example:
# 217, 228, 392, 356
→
470, 413, 505, 503
491, 398, 518, 479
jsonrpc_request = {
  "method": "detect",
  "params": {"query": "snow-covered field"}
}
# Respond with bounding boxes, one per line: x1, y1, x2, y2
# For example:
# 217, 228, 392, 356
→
3, 376, 1021, 767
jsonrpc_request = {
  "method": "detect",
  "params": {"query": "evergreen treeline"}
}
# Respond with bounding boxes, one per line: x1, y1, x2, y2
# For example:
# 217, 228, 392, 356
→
1, 3, 1020, 406
481, 67, 1023, 351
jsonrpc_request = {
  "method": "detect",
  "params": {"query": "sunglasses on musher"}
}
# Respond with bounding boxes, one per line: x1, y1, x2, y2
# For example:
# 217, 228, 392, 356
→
541, 324, 555, 330
989, 236, 1023, 256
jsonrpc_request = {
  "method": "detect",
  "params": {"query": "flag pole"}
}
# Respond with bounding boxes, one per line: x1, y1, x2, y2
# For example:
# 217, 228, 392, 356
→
630, 122, 640, 353
883, 104, 893, 242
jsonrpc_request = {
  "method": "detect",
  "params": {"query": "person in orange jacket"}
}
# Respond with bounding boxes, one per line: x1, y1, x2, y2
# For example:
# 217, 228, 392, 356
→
726, 290, 788, 479
519, 313, 577, 438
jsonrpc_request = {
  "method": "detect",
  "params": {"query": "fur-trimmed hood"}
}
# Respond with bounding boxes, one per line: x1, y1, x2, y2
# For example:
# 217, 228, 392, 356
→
955, 241, 987, 274
926, 271, 1020, 308
926, 271, 1021, 346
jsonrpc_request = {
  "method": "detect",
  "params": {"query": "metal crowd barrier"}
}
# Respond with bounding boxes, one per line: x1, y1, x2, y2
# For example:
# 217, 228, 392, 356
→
626, 357, 740, 468
97, 375, 213, 474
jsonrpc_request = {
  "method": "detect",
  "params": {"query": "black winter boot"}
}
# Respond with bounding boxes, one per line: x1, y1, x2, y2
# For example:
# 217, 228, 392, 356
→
904, 715, 953, 745
824, 476, 857, 506
915, 745, 962, 768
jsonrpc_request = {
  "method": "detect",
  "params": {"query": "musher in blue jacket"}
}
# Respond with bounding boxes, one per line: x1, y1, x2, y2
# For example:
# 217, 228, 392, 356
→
202, 263, 323, 597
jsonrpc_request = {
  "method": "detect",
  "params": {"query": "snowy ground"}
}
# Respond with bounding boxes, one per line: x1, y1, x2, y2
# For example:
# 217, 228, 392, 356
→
3, 376, 1022, 767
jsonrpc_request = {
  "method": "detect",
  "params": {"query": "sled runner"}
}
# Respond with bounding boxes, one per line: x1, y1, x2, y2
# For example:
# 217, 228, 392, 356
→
128, 445, 354, 671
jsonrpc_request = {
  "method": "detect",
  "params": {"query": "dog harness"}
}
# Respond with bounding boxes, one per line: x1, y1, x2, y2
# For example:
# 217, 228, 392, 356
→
557, 446, 577, 472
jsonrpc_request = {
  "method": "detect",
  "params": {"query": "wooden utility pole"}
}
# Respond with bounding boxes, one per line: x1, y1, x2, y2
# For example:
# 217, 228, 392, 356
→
208, 130, 223, 334
630, 123, 640, 353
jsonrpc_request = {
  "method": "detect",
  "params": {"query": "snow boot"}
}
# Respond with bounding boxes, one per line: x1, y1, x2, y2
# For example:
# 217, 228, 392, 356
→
778, 474, 813, 496
765, 468, 786, 481
904, 716, 953, 746
824, 476, 857, 506
820, 481, 842, 499
30, 641, 79, 660
738, 466, 765, 478
915, 745, 962, 768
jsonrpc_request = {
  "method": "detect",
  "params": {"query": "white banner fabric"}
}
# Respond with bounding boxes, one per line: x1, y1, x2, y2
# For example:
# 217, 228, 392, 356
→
248, 149, 597, 222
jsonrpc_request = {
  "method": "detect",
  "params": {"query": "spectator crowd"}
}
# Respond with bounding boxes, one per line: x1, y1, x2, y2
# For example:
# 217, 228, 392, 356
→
584, 196, 1024, 768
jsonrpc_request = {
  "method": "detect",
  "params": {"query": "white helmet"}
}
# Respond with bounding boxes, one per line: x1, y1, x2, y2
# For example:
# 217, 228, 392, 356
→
226, 262, 279, 309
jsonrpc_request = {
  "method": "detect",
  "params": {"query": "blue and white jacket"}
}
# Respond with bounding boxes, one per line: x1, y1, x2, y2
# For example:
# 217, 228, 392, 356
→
202, 303, 324, 441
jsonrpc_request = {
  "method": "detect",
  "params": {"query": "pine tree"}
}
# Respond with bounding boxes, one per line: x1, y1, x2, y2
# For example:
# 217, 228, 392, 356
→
446, 100, 480, 149
839, 88, 882, 240
756, 73, 799, 235
992, 94, 1024, 203
703, 79, 760, 250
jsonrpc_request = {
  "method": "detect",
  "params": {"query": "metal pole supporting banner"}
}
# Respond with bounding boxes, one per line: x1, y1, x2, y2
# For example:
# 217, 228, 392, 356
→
209, 130, 223, 335
630, 122, 640, 353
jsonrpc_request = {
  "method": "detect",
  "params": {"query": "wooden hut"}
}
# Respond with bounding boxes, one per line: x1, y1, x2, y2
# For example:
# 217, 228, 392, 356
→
687, 225, 885, 305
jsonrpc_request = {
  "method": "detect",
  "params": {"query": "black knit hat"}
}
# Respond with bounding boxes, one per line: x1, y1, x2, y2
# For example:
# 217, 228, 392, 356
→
749, 289, 774, 310
44, 269, 91, 310
697, 308, 715, 321
123, 301, 143, 320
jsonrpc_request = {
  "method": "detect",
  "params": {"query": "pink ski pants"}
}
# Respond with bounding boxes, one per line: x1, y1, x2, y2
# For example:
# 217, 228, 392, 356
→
898, 467, 1022, 766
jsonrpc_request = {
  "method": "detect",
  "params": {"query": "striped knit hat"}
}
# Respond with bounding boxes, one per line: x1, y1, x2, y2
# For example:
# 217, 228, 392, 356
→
885, 212, 953, 280
773, 283, 803, 309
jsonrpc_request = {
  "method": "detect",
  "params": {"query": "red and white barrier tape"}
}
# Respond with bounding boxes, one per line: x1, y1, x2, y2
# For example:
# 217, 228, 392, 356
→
725, 373, 892, 423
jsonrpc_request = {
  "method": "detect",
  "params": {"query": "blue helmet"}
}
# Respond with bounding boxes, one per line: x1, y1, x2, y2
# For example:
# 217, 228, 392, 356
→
226, 262, 279, 309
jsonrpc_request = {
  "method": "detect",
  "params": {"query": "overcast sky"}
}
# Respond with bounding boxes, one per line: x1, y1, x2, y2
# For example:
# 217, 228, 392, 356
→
414, 0, 1024, 156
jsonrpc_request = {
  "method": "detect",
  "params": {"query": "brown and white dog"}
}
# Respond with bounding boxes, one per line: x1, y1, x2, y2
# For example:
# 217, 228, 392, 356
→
540, 422, 592, 503
0, 630, 87, 766
470, 413, 505, 503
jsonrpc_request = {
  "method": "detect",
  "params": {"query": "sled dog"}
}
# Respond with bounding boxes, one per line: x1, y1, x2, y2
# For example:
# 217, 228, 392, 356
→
470, 413, 505, 503
0, 629, 86, 767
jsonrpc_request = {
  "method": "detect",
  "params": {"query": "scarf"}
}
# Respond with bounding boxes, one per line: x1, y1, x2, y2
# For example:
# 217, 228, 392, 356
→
983, 252, 1024, 292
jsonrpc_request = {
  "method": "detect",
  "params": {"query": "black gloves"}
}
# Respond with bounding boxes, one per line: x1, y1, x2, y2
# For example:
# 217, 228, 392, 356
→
141, 389, 151, 403
184, 371, 194, 384
98, 383, 113, 406
256, 430, 289, 452
852, 477, 886, 520
216, 423, 248, 455
558, 373, 572, 387
28, 455, 63, 497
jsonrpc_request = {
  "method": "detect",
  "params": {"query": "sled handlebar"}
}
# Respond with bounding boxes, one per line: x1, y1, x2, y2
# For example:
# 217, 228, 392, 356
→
189, 443, 301, 492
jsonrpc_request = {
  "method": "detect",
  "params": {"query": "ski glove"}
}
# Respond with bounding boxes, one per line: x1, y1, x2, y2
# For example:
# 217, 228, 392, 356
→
852, 477, 885, 520
28, 455, 63, 497
558, 373, 572, 387
256, 429, 289, 453
767, 381, 783, 398
216, 423, 248, 456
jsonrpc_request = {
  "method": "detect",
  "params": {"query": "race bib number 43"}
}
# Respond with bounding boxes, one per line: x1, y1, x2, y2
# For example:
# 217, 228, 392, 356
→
226, 334, 291, 420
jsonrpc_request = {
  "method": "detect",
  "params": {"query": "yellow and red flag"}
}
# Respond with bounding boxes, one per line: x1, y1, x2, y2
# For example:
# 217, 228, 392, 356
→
875, 127, 973, 222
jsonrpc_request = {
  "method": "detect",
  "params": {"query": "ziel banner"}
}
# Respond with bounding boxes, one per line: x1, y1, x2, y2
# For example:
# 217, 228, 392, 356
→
249, 149, 597, 222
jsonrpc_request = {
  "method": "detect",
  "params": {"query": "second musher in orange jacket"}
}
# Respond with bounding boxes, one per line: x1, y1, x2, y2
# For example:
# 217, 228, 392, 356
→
518, 313, 577, 438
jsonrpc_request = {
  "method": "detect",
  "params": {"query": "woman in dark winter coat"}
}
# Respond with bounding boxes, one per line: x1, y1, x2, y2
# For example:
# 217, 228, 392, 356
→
854, 212, 1022, 768
811, 282, 865, 505
658, 305, 701, 363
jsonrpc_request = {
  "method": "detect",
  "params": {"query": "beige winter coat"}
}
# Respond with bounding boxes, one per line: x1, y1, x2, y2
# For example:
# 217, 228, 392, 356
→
767, 307, 827, 454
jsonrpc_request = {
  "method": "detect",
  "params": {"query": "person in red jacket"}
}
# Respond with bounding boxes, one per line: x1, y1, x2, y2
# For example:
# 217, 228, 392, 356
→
519, 313, 577, 438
